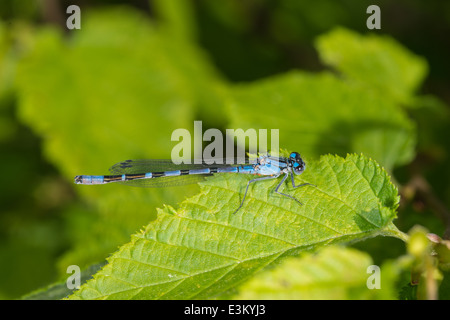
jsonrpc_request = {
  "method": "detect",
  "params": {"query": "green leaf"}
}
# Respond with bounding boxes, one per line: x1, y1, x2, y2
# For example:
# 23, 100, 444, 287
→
227, 71, 416, 171
67, 153, 405, 300
233, 246, 397, 299
315, 27, 428, 105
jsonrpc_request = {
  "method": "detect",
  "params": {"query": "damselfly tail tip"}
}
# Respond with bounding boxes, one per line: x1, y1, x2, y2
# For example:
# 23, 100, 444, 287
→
74, 175, 83, 184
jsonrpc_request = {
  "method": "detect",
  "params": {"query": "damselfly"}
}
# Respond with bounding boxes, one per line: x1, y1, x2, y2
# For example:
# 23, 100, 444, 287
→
74, 152, 313, 214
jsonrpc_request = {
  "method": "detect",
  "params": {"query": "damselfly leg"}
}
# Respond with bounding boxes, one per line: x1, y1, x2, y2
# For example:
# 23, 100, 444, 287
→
233, 175, 281, 214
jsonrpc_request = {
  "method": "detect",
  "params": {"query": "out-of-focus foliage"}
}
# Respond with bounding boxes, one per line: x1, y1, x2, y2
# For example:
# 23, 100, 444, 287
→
0, 0, 449, 300
15, 7, 226, 278
227, 70, 416, 171
234, 246, 398, 300
316, 28, 428, 105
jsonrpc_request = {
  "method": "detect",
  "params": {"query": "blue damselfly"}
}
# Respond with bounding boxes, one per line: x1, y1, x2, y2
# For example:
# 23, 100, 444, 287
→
74, 152, 312, 213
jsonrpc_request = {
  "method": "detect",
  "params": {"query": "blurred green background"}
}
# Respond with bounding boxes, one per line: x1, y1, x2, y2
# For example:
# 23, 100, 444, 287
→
0, 0, 449, 299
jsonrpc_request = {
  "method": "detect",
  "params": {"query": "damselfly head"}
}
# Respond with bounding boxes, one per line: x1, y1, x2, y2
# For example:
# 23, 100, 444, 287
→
288, 152, 305, 175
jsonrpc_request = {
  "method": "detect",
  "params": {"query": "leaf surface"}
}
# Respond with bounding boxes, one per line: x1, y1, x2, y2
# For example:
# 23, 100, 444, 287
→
68, 153, 405, 300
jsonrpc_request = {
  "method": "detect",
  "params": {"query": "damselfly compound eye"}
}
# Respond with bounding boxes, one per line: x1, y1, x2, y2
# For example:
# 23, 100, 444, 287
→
289, 152, 305, 175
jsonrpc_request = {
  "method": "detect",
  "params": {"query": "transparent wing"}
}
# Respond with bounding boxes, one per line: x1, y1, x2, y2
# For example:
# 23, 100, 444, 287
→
109, 158, 256, 174
108, 158, 256, 188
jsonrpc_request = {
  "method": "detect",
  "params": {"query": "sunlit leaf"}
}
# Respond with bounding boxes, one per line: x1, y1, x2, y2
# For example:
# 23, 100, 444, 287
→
67, 154, 405, 299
